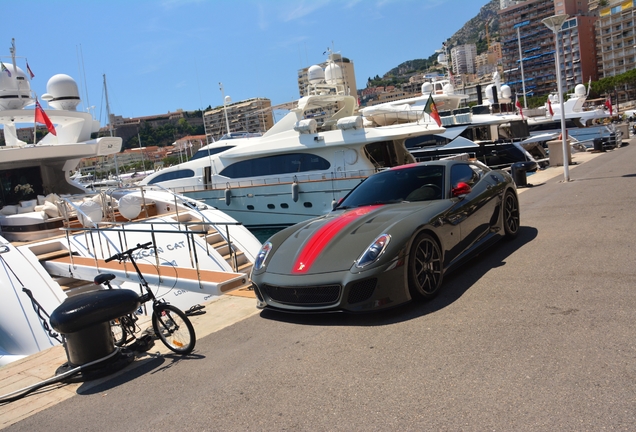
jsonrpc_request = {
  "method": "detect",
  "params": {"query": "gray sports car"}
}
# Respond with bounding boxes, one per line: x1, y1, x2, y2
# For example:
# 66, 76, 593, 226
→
251, 159, 520, 313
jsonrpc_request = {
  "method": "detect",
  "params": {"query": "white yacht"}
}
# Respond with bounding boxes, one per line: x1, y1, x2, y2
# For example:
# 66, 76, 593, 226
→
141, 57, 445, 229
0, 42, 262, 365
527, 83, 611, 130
360, 78, 468, 126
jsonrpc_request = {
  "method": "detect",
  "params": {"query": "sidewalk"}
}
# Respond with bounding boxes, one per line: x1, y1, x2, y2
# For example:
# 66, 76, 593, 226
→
0, 289, 258, 429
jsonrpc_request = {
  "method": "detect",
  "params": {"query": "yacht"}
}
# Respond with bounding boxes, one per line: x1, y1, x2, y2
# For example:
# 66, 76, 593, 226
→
360, 78, 468, 126
0, 42, 262, 365
527, 83, 610, 130
141, 56, 445, 229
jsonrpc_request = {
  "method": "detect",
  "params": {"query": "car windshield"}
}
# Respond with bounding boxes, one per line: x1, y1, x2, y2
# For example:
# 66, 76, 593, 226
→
337, 164, 445, 209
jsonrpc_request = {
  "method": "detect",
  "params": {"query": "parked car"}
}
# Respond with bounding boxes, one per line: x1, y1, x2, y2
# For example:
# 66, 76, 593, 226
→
251, 159, 520, 313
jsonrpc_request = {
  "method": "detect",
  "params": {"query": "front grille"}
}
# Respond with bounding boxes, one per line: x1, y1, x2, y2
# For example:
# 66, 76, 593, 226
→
262, 284, 341, 306
347, 279, 377, 304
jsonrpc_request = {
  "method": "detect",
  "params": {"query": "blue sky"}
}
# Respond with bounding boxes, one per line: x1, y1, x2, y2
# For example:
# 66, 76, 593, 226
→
2, 0, 489, 125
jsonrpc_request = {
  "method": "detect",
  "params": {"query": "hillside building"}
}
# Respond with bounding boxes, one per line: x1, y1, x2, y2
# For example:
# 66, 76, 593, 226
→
451, 44, 478, 75
595, 0, 636, 104
499, 0, 595, 98
202, 98, 273, 143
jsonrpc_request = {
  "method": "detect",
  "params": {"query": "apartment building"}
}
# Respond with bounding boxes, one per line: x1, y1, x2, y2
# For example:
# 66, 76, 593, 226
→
596, 1, 636, 77
451, 44, 478, 75
499, 0, 594, 98
202, 98, 273, 142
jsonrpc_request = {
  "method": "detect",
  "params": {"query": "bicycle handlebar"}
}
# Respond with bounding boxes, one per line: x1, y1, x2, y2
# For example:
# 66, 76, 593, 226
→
105, 242, 154, 263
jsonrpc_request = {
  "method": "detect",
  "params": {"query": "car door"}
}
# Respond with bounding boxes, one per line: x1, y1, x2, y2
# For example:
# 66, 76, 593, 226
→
449, 162, 501, 256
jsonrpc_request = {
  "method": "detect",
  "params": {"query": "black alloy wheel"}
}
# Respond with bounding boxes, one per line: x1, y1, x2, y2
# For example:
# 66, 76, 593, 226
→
503, 191, 520, 239
408, 233, 443, 300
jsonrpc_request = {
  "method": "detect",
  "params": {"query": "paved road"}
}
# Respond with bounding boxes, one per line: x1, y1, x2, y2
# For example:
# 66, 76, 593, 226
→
7, 144, 636, 431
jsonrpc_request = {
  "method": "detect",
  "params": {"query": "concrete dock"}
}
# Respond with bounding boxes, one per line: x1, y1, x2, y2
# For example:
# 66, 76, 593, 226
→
0, 142, 625, 430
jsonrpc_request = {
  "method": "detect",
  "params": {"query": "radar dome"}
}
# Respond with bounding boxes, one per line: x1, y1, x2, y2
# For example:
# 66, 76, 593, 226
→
485, 84, 495, 99
41, 74, 80, 111
422, 82, 433, 94
442, 83, 455, 94
575, 84, 586, 97
324, 62, 343, 85
0, 64, 33, 110
308, 65, 325, 85
501, 85, 512, 99
437, 53, 447, 65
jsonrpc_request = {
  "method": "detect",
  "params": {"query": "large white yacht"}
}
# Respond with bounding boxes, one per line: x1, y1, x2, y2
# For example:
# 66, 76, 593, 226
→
141, 57, 445, 229
0, 42, 262, 365
360, 78, 468, 127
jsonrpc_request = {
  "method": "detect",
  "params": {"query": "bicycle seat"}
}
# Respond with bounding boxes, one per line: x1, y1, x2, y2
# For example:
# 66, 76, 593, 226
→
94, 273, 116, 285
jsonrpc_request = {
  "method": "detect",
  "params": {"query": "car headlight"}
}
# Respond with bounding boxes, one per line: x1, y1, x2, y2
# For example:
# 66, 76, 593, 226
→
355, 234, 391, 269
254, 242, 273, 271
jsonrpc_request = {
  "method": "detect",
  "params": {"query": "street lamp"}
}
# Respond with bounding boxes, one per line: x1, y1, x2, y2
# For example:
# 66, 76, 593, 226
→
514, 20, 530, 109
543, 14, 570, 182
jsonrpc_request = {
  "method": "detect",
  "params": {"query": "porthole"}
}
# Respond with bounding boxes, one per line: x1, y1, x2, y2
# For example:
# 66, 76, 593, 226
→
303, 202, 313, 208
281, 203, 289, 209
247, 205, 254, 210
267, 204, 275, 209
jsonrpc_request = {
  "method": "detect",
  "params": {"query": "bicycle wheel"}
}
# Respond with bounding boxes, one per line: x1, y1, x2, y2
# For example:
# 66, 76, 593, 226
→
110, 318, 127, 347
152, 304, 196, 354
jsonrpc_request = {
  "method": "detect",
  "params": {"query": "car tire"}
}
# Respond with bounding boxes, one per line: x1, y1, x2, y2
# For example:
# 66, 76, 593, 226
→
503, 190, 520, 240
408, 232, 443, 300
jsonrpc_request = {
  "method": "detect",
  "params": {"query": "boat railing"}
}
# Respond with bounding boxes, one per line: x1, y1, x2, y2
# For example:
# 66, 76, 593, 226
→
56, 186, 247, 276
167, 169, 379, 195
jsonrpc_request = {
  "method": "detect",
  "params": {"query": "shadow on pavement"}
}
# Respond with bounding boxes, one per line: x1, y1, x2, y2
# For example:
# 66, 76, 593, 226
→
259, 226, 538, 327
76, 351, 205, 395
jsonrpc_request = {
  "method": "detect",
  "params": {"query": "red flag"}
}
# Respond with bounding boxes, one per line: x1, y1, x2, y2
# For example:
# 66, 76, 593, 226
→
605, 98, 613, 116
515, 95, 524, 119
26, 61, 35, 79
423, 94, 442, 127
547, 97, 554, 116
35, 100, 57, 136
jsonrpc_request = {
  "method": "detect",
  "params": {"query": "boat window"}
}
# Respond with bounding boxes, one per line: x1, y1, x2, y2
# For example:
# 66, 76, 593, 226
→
219, 153, 330, 179
0, 166, 44, 207
189, 145, 235, 161
363, 141, 399, 168
147, 169, 195, 184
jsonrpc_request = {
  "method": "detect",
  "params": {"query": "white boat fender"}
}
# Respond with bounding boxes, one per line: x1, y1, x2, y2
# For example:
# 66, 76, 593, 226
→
291, 177, 299, 202
225, 184, 231, 206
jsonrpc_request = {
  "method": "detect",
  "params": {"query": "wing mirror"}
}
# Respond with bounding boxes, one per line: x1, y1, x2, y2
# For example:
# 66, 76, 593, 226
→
452, 182, 471, 197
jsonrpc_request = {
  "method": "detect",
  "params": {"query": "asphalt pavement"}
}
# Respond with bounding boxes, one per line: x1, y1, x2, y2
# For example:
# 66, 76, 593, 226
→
3, 142, 636, 431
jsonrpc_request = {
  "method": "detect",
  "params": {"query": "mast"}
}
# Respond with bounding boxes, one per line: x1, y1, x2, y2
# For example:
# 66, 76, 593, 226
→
103, 74, 119, 178
103, 74, 113, 137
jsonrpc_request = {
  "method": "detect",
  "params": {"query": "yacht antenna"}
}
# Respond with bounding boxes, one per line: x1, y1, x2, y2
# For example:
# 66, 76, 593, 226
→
77, 44, 91, 114
9, 39, 21, 102
219, 82, 231, 136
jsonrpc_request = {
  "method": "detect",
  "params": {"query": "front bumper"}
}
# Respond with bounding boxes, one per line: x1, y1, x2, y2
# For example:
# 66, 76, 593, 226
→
251, 261, 410, 313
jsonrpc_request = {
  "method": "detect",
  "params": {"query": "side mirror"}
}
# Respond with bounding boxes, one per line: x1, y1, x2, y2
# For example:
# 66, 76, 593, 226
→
332, 197, 344, 210
452, 182, 471, 197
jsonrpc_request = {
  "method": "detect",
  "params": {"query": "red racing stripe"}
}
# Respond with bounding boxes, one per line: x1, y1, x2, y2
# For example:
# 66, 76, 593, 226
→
292, 205, 381, 274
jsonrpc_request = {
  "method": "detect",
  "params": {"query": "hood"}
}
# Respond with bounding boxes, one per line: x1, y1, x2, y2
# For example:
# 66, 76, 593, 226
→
266, 203, 433, 275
